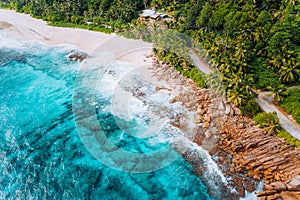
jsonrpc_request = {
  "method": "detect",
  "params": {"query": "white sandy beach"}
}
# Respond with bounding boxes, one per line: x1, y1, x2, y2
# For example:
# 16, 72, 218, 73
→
0, 9, 116, 52
0, 9, 152, 66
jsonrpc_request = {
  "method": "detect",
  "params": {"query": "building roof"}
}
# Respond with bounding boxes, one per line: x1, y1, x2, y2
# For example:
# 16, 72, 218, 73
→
141, 9, 168, 19
141, 10, 156, 18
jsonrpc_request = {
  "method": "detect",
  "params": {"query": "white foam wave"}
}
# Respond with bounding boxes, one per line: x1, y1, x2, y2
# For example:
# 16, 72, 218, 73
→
91, 55, 261, 198
171, 134, 231, 187
0, 33, 77, 53
94, 56, 229, 185
0, 33, 24, 49
94, 61, 138, 98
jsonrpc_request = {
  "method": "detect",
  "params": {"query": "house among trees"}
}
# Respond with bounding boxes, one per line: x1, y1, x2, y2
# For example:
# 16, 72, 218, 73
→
140, 9, 168, 21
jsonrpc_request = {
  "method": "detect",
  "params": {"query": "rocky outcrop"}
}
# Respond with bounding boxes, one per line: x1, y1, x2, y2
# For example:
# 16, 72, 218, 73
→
257, 176, 300, 199
218, 116, 300, 183
67, 50, 88, 62
149, 52, 300, 199
150, 53, 256, 197
216, 115, 300, 199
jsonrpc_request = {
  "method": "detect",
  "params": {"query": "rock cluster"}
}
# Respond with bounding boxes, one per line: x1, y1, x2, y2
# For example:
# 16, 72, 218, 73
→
149, 53, 300, 199
150, 53, 238, 128
150, 53, 256, 197
67, 50, 88, 62
218, 116, 300, 199
257, 176, 300, 199
219, 116, 300, 181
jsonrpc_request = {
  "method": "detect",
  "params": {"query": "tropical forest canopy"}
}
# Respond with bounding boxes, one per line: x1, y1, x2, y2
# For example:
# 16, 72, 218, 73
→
1, 0, 300, 107
2, 0, 147, 23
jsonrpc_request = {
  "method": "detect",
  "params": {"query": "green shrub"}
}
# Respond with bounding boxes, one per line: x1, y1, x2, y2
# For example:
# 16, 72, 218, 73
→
254, 112, 300, 147
48, 22, 113, 34
186, 68, 206, 88
239, 98, 262, 116
253, 112, 281, 134
279, 88, 300, 124
252, 59, 281, 90
154, 49, 207, 88
277, 129, 300, 148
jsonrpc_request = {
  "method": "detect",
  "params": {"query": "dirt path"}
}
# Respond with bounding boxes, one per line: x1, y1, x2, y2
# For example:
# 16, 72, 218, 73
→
255, 96, 300, 140
189, 49, 300, 140
189, 49, 212, 75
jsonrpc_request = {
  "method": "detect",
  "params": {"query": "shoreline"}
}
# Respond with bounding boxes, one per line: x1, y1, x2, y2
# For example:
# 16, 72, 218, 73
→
2, 8, 300, 199
0, 9, 153, 66
150, 52, 300, 199
0, 9, 114, 53
149, 54, 261, 198
0, 8, 247, 198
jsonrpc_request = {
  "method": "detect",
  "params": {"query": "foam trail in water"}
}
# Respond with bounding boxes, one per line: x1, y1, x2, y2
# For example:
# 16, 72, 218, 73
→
169, 132, 235, 194
93, 57, 235, 196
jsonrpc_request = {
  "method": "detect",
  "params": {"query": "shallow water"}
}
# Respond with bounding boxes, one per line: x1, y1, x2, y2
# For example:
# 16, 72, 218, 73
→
0, 35, 222, 200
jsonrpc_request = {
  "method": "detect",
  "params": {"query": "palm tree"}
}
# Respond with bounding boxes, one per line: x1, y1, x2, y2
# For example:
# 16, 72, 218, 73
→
268, 54, 283, 69
267, 84, 288, 103
279, 64, 300, 83
242, 74, 256, 98
227, 88, 245, 106
191, 30, 203, 47
262, 112, 281, 135
205, 71, 226, 96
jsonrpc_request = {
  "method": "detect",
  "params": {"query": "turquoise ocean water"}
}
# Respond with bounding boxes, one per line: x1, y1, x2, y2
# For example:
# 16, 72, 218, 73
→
0, 36, 220, 199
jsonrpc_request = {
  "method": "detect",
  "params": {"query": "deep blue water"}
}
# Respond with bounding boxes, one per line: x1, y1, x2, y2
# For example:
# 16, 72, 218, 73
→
0, 39, 217, 199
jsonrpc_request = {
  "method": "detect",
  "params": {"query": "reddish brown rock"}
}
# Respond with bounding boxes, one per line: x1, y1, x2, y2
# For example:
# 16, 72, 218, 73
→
280, 192, 299, 200
218, 156, 224, 162
263, 190, 277, 196
270, 181, 287, 191
264, 184, 273, 191
169, 97, 178, 103
286, 177, 300, 191
204, 115, 211, 123
204, 130, 212, 138
257, 191, 267, 197
232, 177, 245, 197
203, 122, 210, 128
257, 197, 267, 200
243, 179, 256, 192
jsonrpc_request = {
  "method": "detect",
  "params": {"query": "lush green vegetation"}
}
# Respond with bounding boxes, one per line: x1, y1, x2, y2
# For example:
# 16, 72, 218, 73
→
3, 0, 299, 102
267, 84, 288, 103
2, 0, 299, 143
253, 112, 281, 135
239, 99, 262, 117
126, 0, 300, 109
154, 48, 207, 88
253, 112, 300, 147
251, 58, 281, 90
1, 0, 148, 30
48, 21, 113, 33
277, 129, 300, 148
279, 88, 300, 123
184, 1, 300, 107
